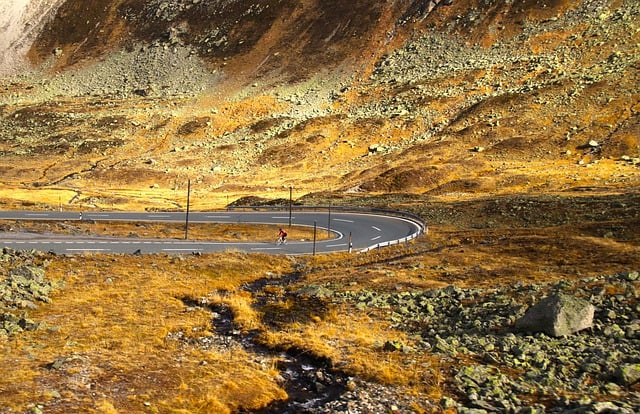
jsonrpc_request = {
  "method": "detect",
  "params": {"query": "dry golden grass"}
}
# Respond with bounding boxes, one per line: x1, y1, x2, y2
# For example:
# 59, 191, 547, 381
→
1, 220, 328, 242
0, 252, 291, 413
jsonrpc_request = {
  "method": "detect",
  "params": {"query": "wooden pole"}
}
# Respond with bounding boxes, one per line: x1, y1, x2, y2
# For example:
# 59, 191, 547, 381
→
313, 221, 317, 256
327, 203, 331, 238
184, 179, 191, 240
288, 186, 293, 227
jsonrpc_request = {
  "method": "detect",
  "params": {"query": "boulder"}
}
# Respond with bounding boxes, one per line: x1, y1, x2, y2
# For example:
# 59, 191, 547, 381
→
515, 294, 594, 337
614, 363, 640, 386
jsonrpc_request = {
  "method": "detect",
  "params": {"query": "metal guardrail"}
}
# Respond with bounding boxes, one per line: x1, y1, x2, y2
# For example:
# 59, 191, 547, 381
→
229, 204, 427, 253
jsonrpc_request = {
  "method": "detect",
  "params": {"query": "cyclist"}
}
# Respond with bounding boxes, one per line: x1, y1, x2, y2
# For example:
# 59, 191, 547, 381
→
277, 228, 288, 244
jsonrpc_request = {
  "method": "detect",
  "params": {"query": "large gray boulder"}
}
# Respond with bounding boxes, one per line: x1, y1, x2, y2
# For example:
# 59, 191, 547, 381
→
515, 294, 594, 337
614, 363, 640, 386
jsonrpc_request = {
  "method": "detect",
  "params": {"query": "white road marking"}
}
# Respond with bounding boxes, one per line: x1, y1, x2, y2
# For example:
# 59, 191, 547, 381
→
26, 213, 49, 217
371, 236, 382, 241
206, 215, 231, 219
162, 248, 202, 252
333, 218, 354, 223
372, 226, 382, 232
326, 243, 347, 248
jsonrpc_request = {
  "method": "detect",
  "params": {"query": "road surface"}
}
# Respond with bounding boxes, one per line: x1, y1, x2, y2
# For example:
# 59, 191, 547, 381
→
0, 209, 424, 255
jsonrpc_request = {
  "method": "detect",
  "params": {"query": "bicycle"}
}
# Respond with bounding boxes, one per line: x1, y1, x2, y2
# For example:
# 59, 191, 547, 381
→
275, 236, 287, 245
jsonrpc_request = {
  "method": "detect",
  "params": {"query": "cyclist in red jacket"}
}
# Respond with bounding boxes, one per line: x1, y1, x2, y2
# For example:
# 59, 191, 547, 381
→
277, 228, 287, 244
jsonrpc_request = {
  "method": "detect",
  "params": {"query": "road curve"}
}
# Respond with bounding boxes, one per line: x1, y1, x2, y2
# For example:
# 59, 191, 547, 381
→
0, 209, 425, 255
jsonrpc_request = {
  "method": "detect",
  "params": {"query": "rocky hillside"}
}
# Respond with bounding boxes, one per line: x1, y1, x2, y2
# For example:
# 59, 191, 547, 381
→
0, 0, 637, 209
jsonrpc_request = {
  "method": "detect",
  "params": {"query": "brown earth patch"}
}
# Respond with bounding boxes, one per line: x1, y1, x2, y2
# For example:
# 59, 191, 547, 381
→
177, 117, 211, 136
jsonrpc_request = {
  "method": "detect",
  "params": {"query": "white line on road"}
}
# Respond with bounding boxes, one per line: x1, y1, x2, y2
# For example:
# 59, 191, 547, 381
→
162, 248, 202, 252
371, 236, 381, 241
333, 218, 354, 223
326, 243, 347, 248
26, 213, 50, 217
372, 226, 382, 232
206, 215, 231, 219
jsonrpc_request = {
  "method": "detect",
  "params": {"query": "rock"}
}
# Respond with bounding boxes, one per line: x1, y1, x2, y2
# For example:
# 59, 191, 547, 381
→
296, 284, 334, 298
515, 294, 594, 336
382, 340, 404, 352
624, 271, 639, 281
441, 396, 457, 409
9, 266, 45, 283
613, 363, 640, 386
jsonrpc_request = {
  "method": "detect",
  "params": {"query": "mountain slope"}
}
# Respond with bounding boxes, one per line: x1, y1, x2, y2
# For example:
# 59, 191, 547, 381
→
0, 0, 638, 209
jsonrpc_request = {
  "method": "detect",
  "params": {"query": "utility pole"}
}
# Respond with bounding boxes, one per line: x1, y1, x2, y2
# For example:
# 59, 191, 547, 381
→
184, 179, 191, 240
327, 202, 331, 238
313, 221, 317, 256
288, 185, 293, 227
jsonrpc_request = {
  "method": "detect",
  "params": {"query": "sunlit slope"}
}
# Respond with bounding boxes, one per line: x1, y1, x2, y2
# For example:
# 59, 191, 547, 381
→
0, 0, 637, 209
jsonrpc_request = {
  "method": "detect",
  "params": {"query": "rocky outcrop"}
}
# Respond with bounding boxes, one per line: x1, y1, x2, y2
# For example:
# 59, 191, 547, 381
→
0, 248, 53, 337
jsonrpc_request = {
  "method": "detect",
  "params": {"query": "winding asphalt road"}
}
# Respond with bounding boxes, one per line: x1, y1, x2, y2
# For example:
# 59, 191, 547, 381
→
0, 209, 424, 255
